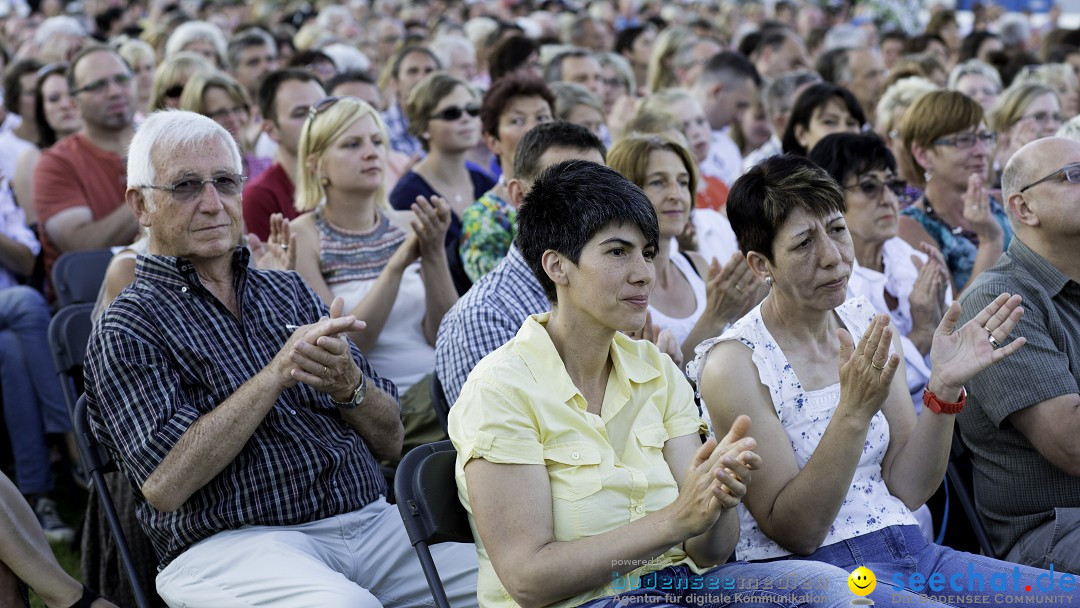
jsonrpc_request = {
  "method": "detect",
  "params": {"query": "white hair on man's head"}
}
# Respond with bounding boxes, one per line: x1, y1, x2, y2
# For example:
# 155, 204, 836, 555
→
127, 110, 241, 192
996, 14, 1030, 49
824, 24, 868, 51
431, 34, 476, 60
316, 5, 353, 31
322, 43, 371, 73
33, 16, 85, 45
165, 20, 228, 62
463, 16, 499, 49
1057, 115, 1080, 142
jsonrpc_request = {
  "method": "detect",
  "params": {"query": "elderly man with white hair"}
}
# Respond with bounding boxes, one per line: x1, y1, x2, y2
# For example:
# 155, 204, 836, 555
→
84, 109, 479, 607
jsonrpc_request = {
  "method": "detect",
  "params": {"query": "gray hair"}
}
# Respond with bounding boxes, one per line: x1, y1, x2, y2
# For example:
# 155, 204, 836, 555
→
996, 14, 1031, 49
598, 52, 635, 95
33, 16, 85, 45
227, 28, 277, 68
544, 47, 593, 83
127, 110, 241, 192
763, 70, 821, 121
823, 24, 868, 51
165, 21, 228, 64
322, 43, 371, 73
1056, 115, 1080, 142
947, 59, 1003, 91
430, 34, 476, 61
877, 76, 939, 134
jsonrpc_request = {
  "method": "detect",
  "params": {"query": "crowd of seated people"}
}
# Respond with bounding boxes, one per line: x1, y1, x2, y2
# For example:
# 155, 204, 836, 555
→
1, 0, 1080, 606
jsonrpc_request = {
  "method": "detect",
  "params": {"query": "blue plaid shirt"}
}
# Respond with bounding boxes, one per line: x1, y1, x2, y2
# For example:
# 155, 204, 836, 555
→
434, 245, 548, 405
85, 248, 397, 568
382, 102, 424, 158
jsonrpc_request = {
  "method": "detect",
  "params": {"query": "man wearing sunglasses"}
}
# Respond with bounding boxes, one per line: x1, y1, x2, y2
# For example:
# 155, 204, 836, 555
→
32, 44, 140, 293
958, 136, 1080, 575
85, 110, 479, 607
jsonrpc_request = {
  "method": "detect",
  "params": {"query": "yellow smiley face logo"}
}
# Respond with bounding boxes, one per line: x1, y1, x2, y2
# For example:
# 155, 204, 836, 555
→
848, 566, 876, 596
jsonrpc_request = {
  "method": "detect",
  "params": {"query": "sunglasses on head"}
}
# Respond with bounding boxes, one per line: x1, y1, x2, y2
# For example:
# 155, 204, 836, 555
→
429, 104, 480, 122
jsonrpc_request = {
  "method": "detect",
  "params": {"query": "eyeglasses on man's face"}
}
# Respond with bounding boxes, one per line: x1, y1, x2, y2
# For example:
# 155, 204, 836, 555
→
1019, 162, 1080, 193
932, 130, 997, 149
138, 173, 247, 201
72, 71, 133, 95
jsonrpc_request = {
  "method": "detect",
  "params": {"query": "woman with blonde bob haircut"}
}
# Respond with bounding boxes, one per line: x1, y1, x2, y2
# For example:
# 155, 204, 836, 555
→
291, 96, 458, 427
179, 70, 270, 180
988, 82, 1062, 180
608, 135, 760, 367
897, 90, 1010, 292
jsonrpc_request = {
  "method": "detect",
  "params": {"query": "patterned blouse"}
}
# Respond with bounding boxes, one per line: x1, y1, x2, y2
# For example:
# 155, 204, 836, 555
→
900, 198, 1012, 289
314, 207, 406, 286
688, 297, 918, 561
459, 188, 516, 283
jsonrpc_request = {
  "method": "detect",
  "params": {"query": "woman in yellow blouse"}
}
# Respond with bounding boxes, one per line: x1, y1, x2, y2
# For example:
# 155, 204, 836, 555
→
447, 160, 926, 608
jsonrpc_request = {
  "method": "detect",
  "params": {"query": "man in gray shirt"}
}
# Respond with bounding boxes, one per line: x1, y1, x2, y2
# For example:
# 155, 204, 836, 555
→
958, 136, 1080, 574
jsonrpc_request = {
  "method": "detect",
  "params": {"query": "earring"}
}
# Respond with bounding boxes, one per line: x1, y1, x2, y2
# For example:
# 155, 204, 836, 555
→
320, 176, 330, 186
422, 132, 430, 140
765, 277, 773, 287
924, 171, 932, 184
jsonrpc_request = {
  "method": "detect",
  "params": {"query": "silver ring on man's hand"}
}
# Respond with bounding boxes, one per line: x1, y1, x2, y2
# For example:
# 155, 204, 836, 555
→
280, 243, 289, 251
322, 365, 329, 375
988, 335, 1001, 349
870, 361, 885, 371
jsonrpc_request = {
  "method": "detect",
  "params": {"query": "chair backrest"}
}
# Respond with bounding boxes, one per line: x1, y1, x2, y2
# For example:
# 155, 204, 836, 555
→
395, 440, 473, 547
947, 429, 996, 556
51, 248, 114, 308
73, 393, 114, 477
430, 373, 450, 435
48, 302, 95, 415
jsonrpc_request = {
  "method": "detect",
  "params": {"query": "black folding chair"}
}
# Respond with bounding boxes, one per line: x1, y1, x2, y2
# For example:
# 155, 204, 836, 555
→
946, 429, 996, 556
47, 303, 94, 416
430, 373, 451, 434
51, 248, 113, 308
394, 441, 473, 608
73, 394, 152, 608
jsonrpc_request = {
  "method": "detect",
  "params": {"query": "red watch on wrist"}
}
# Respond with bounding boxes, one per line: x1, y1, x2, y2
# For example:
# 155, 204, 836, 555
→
922, 385, 966, 415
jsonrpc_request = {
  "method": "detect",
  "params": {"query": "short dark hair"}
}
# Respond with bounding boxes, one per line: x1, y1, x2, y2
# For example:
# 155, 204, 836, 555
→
960, 30, 999, 62
781, 83, 866, 156
881, 30, 910, 46
512, 121, 606, 184
699, 50, 760, 88
807, 132, 897, 188
257, 67, 320, 123
226, 27, 276, 68
516, 160, 659, 304
751, 28, 791, 59
487, 35, 538, 83
727, 154, 846, 261
480, 72, 555, 141
906, 33, 947, 55
614, 25, 649, 56
4, 58, 43, 116
544, 48, 593, 83
815, 47, 851, 84
326, 69, 376, 93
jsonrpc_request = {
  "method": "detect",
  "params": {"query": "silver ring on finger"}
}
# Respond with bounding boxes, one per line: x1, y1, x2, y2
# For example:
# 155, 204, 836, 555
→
281, 243, 289, 251
988, 335, 1001, 349
870, 361, 886, 371
322, 364, 329, 376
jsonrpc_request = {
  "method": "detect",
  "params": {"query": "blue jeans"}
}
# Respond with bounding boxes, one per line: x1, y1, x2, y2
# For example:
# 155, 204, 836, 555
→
576, 559, 949, 608
770, 525, 1080, 607
0, 286, 71, 495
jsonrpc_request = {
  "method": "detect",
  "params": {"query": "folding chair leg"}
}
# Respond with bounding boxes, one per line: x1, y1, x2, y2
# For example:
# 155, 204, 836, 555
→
414, 541, 452, 608
91, 470, 152, 608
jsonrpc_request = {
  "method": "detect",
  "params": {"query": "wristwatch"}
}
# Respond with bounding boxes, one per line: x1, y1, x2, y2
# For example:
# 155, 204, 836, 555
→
330, 373, 367, 409
922, 385, 966, 415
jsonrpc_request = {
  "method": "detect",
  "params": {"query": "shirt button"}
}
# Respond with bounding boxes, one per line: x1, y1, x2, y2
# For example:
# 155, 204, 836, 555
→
571, 451, 580, 460
635, 505, 645, 513
180, 286, 188, 293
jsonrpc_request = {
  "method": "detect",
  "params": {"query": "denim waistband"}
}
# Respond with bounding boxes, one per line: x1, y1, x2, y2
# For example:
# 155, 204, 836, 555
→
762, 525, 926, 570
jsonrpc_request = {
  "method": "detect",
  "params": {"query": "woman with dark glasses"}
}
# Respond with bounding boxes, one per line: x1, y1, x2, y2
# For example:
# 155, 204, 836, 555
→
811, 133, 952, 416
389, 72, 495, 293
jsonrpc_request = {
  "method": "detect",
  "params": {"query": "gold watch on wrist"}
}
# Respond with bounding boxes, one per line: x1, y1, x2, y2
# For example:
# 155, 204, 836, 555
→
330, 373, 367, 409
